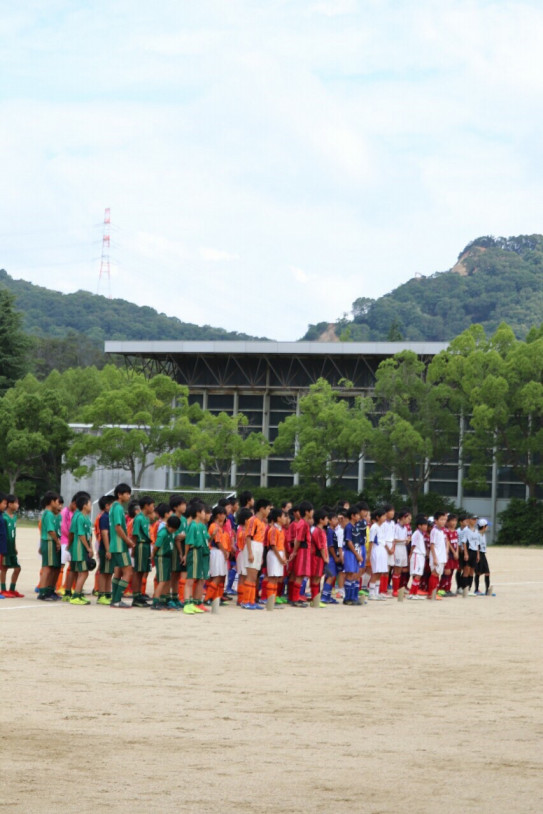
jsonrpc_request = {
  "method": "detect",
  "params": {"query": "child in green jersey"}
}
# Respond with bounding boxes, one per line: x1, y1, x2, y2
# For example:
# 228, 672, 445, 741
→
38, 491, 62, 601
131, 496, 155, 608
69, 495, 94, 605
1, 495, 23, 597
109, 483, 134, 609
151, 514, 181, 610
183, 502, 210, 615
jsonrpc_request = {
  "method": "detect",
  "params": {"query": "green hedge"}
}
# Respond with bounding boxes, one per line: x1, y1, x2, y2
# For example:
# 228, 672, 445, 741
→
497, 499, 543, 545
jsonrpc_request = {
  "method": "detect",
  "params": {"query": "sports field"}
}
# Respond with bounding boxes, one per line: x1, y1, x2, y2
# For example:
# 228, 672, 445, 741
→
2, 530, 542, 814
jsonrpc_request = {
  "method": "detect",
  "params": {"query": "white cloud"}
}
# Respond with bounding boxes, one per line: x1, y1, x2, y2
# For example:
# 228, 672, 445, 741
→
200, 248, 240, 262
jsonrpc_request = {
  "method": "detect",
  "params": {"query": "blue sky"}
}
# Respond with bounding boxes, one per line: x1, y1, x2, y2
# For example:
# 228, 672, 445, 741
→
1, 0, 543, 339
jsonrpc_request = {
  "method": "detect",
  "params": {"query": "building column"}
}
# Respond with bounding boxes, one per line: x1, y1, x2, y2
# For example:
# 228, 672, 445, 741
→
293, 392, 300, 486
357, 454, 365, 494
491, 438, 498, 544
261, 390, 270, 488
231, 391, 238, 488
199, 391, 207, 491
423, 459, 430, 495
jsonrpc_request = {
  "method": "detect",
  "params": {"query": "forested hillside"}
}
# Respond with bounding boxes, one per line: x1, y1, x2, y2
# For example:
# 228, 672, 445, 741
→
302, 235, 543, 342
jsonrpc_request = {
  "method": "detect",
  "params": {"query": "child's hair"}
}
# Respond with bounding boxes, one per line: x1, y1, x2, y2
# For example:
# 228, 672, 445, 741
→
42, 490, 60, 508
167, 515, 181, 531
186, 501, 205, 519
238, 490, 253, 508
156, 502, 171, 519
327, 507, 338, 520
346, 507, 359, 519
114, 483, 132, 498
268, 507, 285, 524
255, 498, 271, 512
58, 496, 64, 505
298, 500, 313, 516
356, 501, 369, 512
236, 507, 253, 526
218, 497, 232, 509
434, 510, 447, 521
75, 494, 90, 512
127, 499, 141, 519
0, 492, 7, 504
280, 500, 291, 510
447, 513, 458, 522
314, 508, 329, 524
415, 514, 428, 528
383, 503, 394, 513
139, 495, 154, 510
210, 506, 226, 522
397, 508, 411, 520
98, 495, 113, 511
169, 494, 187, 510
6, 494, 18, 504
372, 507, 386, 521
72, 490, 90, 503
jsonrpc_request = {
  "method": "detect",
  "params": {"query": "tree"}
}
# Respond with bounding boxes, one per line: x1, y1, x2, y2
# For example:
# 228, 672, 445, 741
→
0, 288, 33, 393
65, 373, 193, 487
158, 411, 270, 489
0, 375, 72, 492
371, 351, 457, 514
273, 378, 374, 489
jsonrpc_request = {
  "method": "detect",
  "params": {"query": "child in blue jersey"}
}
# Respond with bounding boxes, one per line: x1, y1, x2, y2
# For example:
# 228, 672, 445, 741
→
321, 508, 340, 604
342, 507, 363, 606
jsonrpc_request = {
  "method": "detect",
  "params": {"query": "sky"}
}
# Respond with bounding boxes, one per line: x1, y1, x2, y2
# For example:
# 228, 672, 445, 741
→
1, 0, 543, 340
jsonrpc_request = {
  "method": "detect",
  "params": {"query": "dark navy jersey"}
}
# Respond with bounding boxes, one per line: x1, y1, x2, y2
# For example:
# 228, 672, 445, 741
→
353, 519, 366, 553
326, 526, 338, 556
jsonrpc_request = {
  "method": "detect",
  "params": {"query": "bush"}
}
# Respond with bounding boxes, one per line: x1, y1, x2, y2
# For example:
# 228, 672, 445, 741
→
496, 498, 543, 545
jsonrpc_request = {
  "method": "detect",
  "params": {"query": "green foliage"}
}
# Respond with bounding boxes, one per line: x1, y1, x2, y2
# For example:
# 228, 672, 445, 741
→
273, 378, 374, 489
300, 234, 543, 341
496, 499, 543, 545
0, 287, 33, 393
65, 371, 192, 487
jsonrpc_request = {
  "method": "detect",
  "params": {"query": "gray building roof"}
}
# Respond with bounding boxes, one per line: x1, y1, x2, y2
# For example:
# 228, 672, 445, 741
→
105, 340, 449, 356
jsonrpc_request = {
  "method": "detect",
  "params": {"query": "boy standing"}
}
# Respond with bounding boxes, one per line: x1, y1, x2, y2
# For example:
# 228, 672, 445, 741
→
428, 511, 448, 600
1, 495, 24, 597
38, 491, 62, 601
0, 494, 8, 598
321, 509, 341, 604
151, 514, 181, 610
69, 495, 94, 605
131, 496, 155, 607
97, 495, 114, 605
474, 518, 492, 596
288, 500, 313, 608
244, 499, 271, 610
342, 507, 363, 606
183, 502, 209, 615
109, 483, 134, 609
169, 495, 187, 609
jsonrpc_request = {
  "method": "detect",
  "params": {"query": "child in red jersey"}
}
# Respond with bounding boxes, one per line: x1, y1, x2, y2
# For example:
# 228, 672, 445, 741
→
440, 513, 459, 597
310, 509, 329, 604
288, 500, 313, 608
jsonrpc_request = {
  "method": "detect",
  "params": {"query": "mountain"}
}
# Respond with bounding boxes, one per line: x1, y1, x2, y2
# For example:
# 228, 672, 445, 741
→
0, 269, 267, 375
301, 234, 543, 342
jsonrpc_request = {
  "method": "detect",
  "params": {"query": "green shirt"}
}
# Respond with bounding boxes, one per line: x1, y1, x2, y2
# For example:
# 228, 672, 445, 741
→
41, 509, 58, 543
132, 513, 151, 544
109, 501, 127, 553
155, 526, 174, 557
5, 513, 16, 554
72, 513, 91, 562
69, 509, 81, 538
185, 520, 208, 550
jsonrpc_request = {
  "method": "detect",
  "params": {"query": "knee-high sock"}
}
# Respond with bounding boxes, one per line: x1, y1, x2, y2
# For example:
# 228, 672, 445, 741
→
410, 576, 420, 595
392, 574, 400, 593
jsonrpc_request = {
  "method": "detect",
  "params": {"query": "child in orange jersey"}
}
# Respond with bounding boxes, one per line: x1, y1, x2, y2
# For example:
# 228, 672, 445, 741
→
242, 498, 271, 610
266, 508, 288, 605
235, 508, 252, 606
205, 506, 230, 605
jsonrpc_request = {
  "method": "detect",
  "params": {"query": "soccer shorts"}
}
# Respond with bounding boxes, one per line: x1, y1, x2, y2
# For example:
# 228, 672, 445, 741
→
186, 547, 209, 580
98, 550, 114, 575
370, 545, 388, 574
445, 556, 458, 571
325, 558, 343, 578
293, 547, 311, 578
60, 544, 71, 565
343, 549, 359, 574
209, 547, 228, 578
246, 541, 264, 571
394, 544, 408, 568
41, 540, 61, 569
155, 556, 172, 583
310, 554, 324, 578
358, 545, 366, 570
410, 552, 425, 577
429, 556, 444, 577
236, 549, 247, 577
266, 549, 285, 578
71, 559, 89, 573
111, 551, 131, 569
467, 549, 479, 569
2, 553, 20, 569
134, 543, 152, 573
171, 544, 184, 573
476, 552, 489, 574
387, 551, 395, 568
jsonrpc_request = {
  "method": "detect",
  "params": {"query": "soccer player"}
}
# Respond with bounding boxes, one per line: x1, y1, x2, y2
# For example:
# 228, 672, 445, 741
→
1, 495, 24, 597
0, 493, 9, 598
235, 507, 252, 606
474, 518, 492, 596
183, 501, 209, 615
428, 511, 448, 600
382, 503, 396, 595
109, 483, 134, 609
334, 506, 346, 599
61, 492, 88, 600
310, 509, 329, 605
266, 508, 288, 605
392, 509, 411, 597
462, 514, 479, 597
38, 491, 62, 601
169, 494, 187, 608
97, 495, 114, 605
206, 505, 229, 605
288, 500, 313, 608
321, 508, 341, 604
342, 507, 363, 606
224, 496, 239, 596
69, 495, 94, 605
131, 495, 155, 607
244, 498, 271, 610
441, 513, 459, 597
151, 514, 181, 610
368, 508, 388, 601
408, 515, 428, 599
456, 514, 469, 595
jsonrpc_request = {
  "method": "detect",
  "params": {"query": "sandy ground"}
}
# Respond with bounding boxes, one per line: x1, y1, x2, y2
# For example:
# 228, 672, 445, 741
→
1, 529, 542, 814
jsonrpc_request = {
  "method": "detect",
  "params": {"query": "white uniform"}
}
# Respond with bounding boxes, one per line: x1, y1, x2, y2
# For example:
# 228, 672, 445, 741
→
383, 519, 395, 567
209, 547, 228, 577
335, 524, 344, 551
429, 526, 447, 576
393, 523, 409, 567
410, 529, 426, 576
370, 523, 389, 574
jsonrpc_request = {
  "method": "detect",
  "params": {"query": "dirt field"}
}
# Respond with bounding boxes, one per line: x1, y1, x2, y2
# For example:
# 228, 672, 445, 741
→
1, 530, 542, 814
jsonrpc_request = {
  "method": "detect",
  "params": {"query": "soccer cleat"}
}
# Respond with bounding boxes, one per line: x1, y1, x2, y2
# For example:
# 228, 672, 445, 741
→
110, 601, 131, 608
293, 600, 308, 608
97, 595, 111, 605
11, 590, 25, 598
69, 597, 88, 605
57, 587, 65, 596
183, 603, 196, 614
485, 585, 494, 596
437, 590, 446, 596
474, 590, 484, 596
2, 591, 16, 598
149, 604, 164, 611
0, 593, 5, 599
61, 593, 72, 602
41, 594, 56, 601
166, 600, 180, 611
192, 605, 205, 613
195, 603, 210, 612
80, 595, 91, 605
240, 603, 256, 610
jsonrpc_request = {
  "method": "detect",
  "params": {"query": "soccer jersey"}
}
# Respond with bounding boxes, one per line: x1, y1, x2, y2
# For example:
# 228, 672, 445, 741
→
394, 523, 408, 544
132, 513, 151, 544
109, 501, 128, 553
466, 528, 480, 551
247, 515, 267, 543
445, 528, 459, 552
411, 529, 426, 556
0, 512, 7, 556
335, 524, 344, 550
72, 513, 91, 561
98, 512, 110, 550
326, 526, 339, 557
343, 522, 354, 551
236, 525, 247, 552
268, 524, 285, 551
295, 518, 311, 549
430, 526, 447, 563
60, 506, 73, 546
383, 519, 395, 546
185, 520, 208, 549
311, 526, 327, 556
41, 509, 58, 542
155, 526, 174, 557
208, 522, 230, 551
479, 532, 487, 553
69, 509, 81, 539
4, 513, 16, 554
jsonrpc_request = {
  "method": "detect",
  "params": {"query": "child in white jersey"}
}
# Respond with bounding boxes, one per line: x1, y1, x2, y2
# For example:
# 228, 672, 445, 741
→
408, 515, 428, 599
368, 508, 388, 601
392, 509, 411, 597
428, 511, 448, 600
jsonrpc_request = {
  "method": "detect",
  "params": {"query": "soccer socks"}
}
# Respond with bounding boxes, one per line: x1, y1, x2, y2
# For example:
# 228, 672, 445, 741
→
205, 583, 217, 602
428, 574, 439, 595
474, 574, 480, 592
392, 574, 400, 594
321, 582, 332, 601
379, 574, 388, 594
112, 578, 128, 604
310, 583, 320, 600
410, 576, 420, 596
